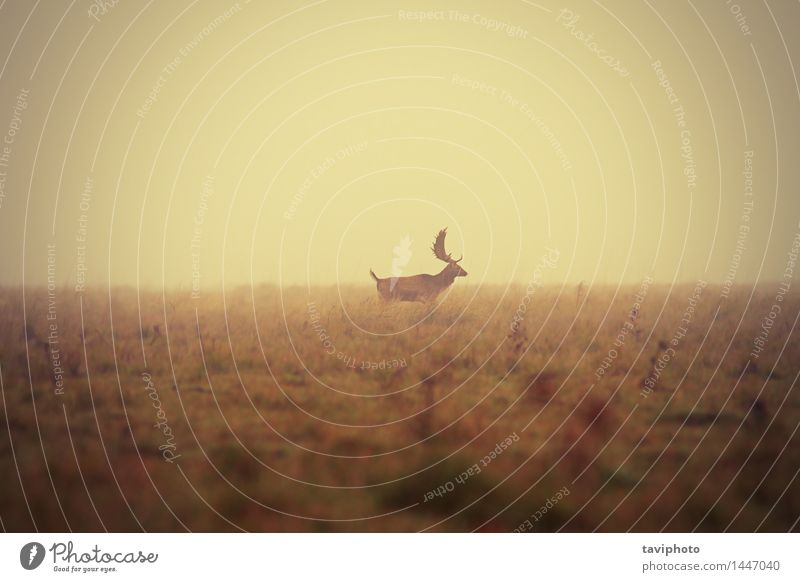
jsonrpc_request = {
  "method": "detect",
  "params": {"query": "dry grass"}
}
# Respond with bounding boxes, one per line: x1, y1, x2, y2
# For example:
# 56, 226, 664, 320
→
0, 283, 798, 531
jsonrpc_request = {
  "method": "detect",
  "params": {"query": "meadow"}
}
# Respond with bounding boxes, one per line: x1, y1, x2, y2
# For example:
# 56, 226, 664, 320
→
0, 283, 798, 532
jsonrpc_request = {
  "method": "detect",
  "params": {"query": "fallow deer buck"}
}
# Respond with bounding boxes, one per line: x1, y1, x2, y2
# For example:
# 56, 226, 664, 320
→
370, 228, 468, 301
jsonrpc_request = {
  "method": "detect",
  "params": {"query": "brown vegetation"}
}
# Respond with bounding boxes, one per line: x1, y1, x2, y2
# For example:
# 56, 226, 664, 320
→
0, 284, 798, 531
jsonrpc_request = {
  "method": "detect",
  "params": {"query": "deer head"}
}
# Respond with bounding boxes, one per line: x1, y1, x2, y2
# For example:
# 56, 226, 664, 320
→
431, 228, 468, 277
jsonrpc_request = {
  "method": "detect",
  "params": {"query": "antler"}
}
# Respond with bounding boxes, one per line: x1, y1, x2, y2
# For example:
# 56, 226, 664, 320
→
431, 228, 452, 263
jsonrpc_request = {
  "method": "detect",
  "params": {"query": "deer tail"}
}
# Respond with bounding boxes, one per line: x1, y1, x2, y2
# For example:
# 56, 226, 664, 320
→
369, 269, 379, 282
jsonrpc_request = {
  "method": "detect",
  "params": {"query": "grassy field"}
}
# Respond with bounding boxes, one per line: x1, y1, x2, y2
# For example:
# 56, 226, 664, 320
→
0, 283, 798, 532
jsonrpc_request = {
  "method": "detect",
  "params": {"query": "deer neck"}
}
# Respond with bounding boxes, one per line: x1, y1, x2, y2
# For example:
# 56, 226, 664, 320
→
435, 265, 457, 287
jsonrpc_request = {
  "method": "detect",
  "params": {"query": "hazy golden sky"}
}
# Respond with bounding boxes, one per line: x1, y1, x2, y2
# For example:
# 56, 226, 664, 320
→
0, 0, 798, 289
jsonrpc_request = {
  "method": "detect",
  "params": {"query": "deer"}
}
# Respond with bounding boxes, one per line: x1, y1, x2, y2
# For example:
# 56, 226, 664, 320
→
369, 228, 467, 301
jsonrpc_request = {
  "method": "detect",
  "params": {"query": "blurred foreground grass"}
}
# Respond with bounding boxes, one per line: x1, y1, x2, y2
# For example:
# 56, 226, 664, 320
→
0, 283, 798, 531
